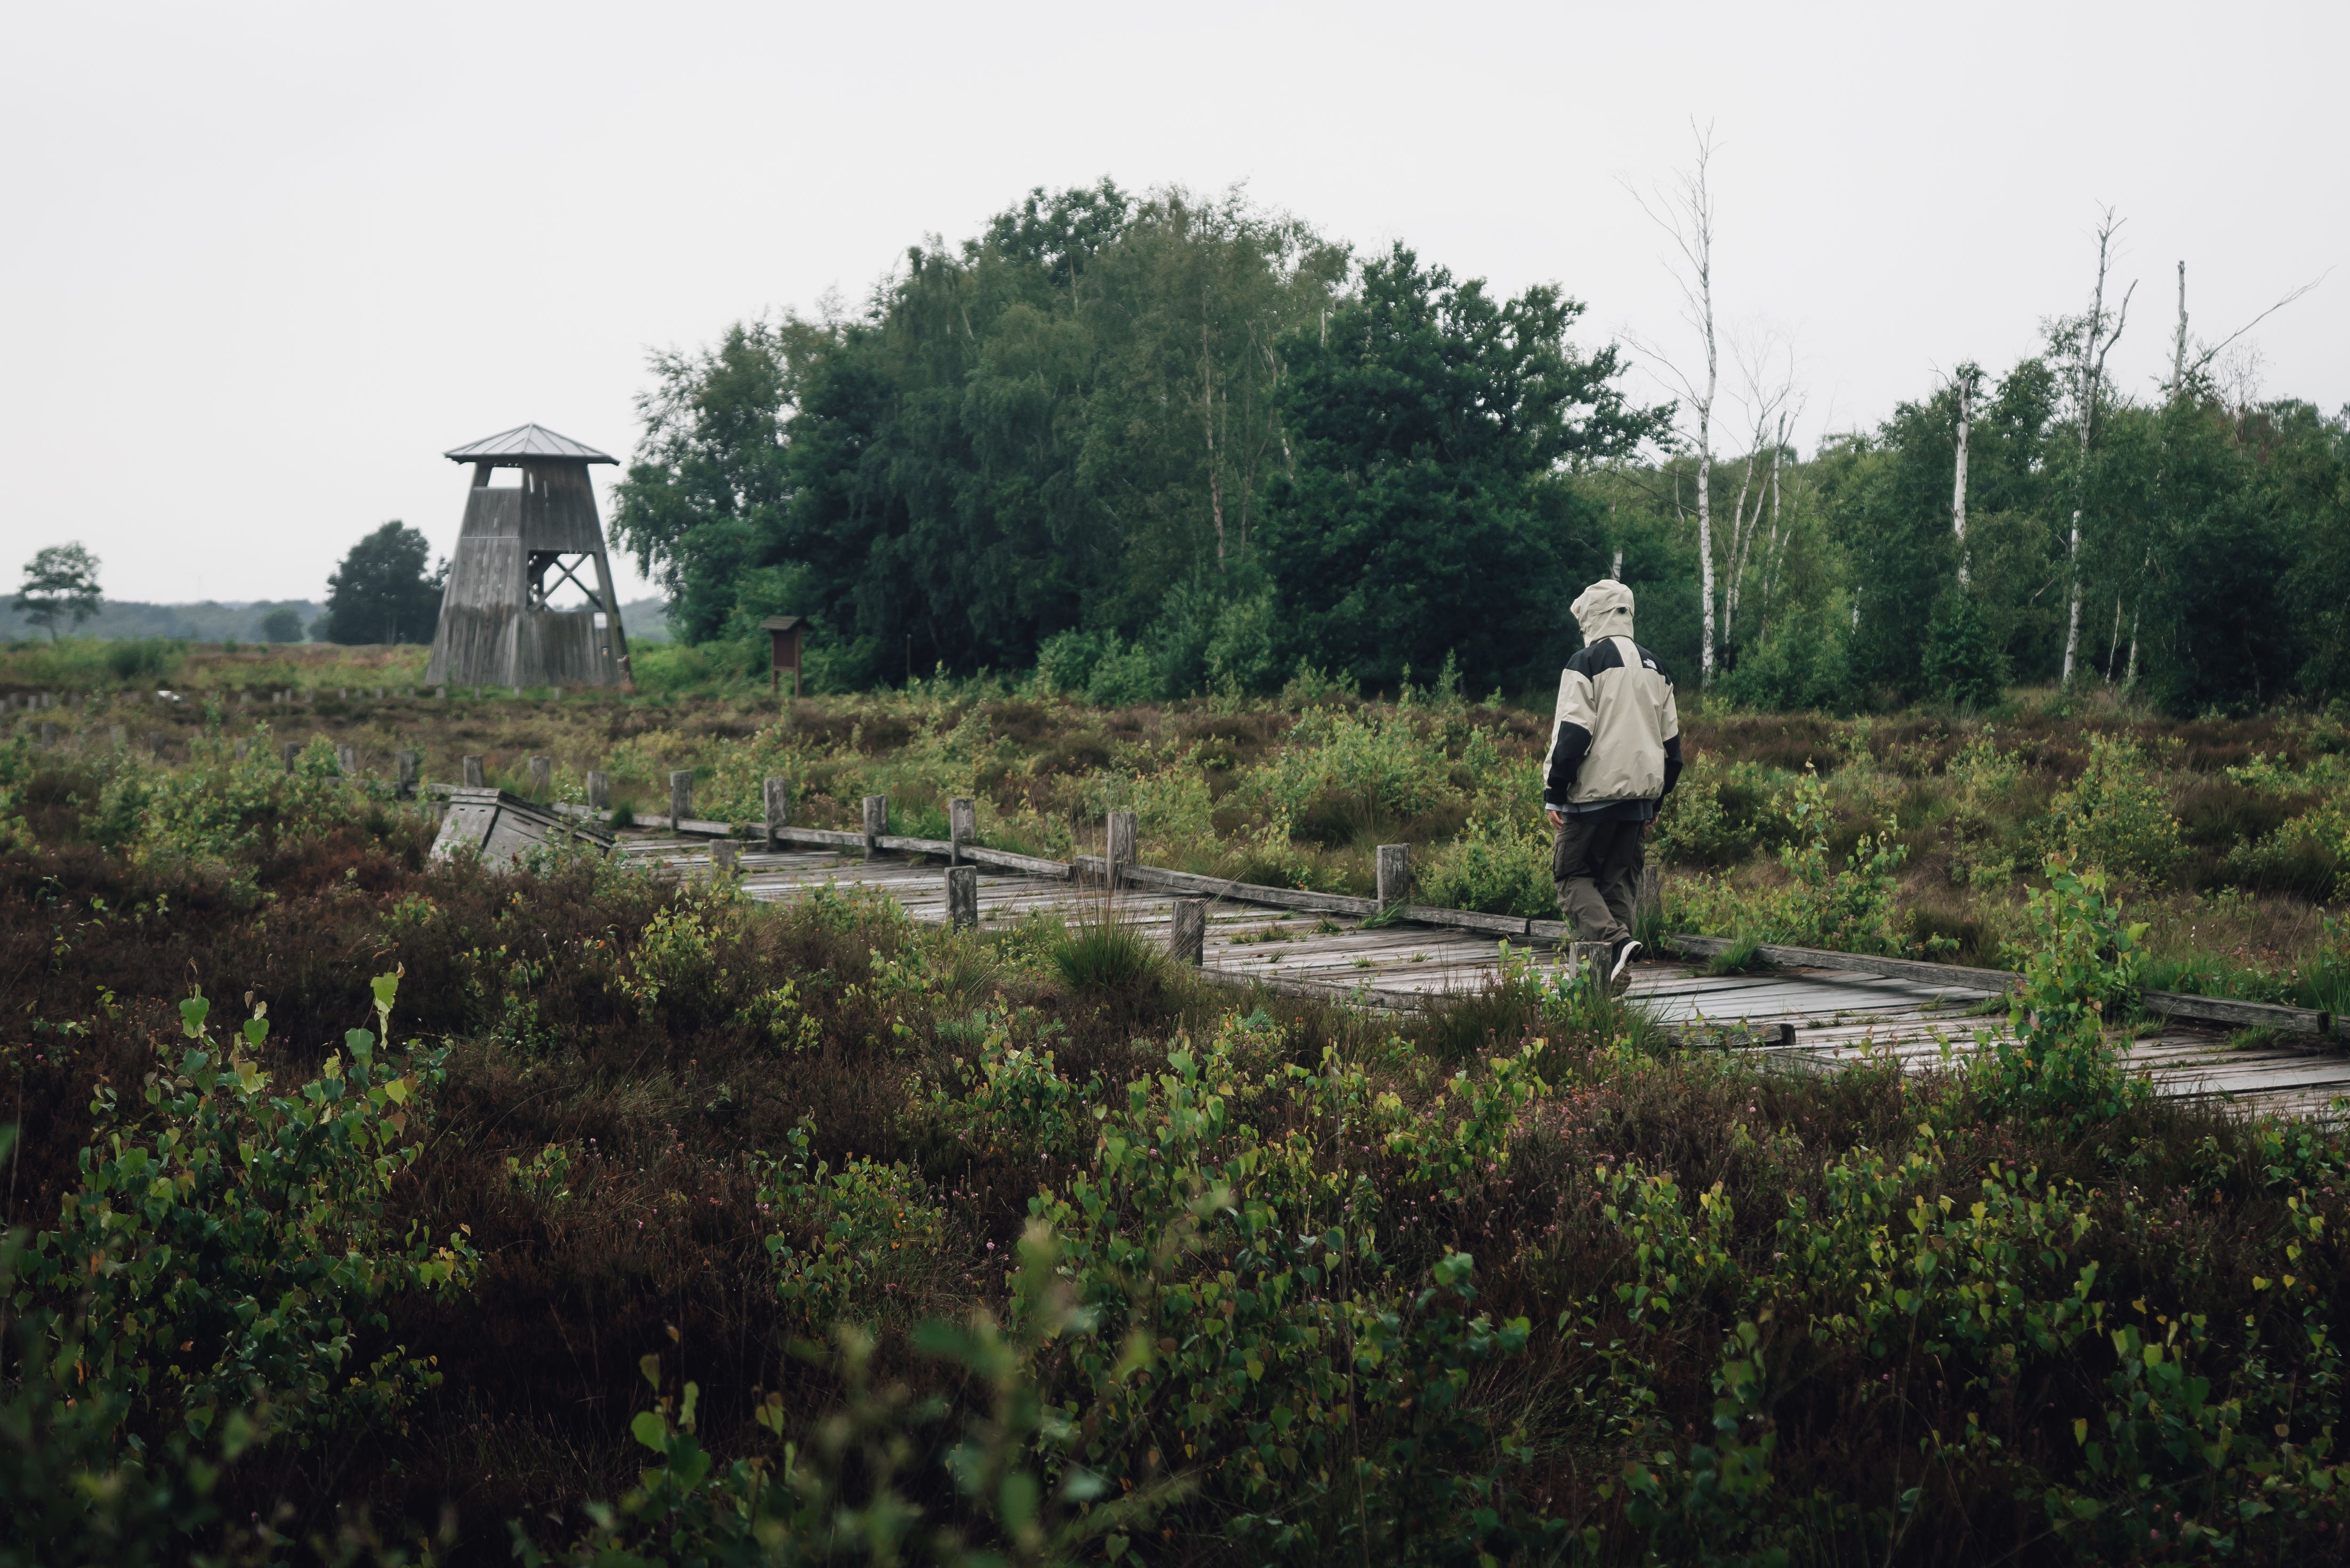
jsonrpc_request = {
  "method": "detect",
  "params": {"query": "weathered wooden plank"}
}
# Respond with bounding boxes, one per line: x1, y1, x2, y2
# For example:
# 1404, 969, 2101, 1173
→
2139, 990, 2332, 1035
1665, 934, 2016, 993
1401, 905, 1532, 936
1116, 863, 1379, 916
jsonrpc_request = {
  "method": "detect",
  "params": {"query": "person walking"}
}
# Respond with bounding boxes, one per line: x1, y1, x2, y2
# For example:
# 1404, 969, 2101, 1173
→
1542, 580, 1683, 983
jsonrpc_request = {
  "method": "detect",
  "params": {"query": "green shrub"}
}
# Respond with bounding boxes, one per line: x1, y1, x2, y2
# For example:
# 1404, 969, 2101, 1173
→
1943, 728, 2024, 887
1419, 814, 1557, 918
760, 1122, 947, 1330
1979, 857, 2150, 1132
1248, 707, 1456, 824
2046, 735, 2184, 884
102, 640, 181, 684
1776, 765, 1905, 952
1018, 1032, 1557, 1557
27, 972, 476, 1444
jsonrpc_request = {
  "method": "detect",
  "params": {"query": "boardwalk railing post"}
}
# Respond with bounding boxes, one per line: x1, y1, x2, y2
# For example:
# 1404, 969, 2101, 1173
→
336, 743, 358, 776
38, 722, 56, 750
462, 754, 485, 787
110, 725, 125, 751
1107, 810, 1137, 890
948, 797, 975, 866
283, 741, 301, 773
149, 733, 166, 760
946, 864, 978, 929
763, 777, 789, 849
587, 770, 610, 814
1636, 864, 1662, 933
397, 750, 420, 801
862, 794, 888, 858
670, 771, 693, 832
1171, 898, 1206, 966
711, 840, 740, 877
1377, 844, 1411, 912
528, 755, 552, 799
1565, 941, 1609, 980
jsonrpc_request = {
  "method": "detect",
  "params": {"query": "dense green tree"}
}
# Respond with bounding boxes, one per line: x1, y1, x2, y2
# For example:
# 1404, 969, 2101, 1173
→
256, 606, 303, 644
610, 321, 797, 646
14, 543, 102, 642
1256, 244, 1666, 693
317, 522, 445, 645
617, 183, 1346, 687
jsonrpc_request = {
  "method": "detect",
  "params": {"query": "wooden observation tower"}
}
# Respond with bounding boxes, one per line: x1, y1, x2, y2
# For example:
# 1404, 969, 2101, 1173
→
425, 424, 633, 690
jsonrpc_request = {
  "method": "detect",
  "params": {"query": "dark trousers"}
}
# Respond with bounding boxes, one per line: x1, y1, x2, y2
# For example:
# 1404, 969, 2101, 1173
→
1551, 815, 1645, 944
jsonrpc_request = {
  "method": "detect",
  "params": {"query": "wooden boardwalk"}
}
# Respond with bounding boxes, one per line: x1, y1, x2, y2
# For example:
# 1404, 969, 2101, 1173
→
619, 838, 2350, 1119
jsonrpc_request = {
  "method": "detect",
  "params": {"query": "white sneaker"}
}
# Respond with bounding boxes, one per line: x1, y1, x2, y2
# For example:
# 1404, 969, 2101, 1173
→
1609, 939, 1642, 984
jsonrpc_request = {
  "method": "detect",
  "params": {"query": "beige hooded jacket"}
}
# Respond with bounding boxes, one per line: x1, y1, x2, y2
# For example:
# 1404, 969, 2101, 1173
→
1541, 580, 1683, 813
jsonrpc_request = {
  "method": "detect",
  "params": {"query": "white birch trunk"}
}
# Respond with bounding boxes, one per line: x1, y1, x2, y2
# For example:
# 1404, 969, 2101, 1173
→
2061, 213, 2134, 688
1951, 377, 1971, 588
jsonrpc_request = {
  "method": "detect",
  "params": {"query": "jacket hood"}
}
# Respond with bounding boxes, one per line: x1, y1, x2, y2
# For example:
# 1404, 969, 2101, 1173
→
1571, 579, 1636, 645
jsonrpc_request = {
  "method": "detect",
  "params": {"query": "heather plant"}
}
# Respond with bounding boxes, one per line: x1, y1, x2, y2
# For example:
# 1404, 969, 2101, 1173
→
26, 972, 477, 1445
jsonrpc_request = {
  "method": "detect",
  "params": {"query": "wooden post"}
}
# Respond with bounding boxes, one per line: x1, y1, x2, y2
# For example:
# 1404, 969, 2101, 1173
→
1107, 810, 1137, 889
711, 840, 739, 876
336, 743, 358, 776
235, 739, 250, 761
282, 741, 301, 772
397, 750, 420, 800
862, 794, 888, 857
38, 722, 56, 749
150, 732, 168, 760
587, 770, 610, 814
1636, 864, 1663, 932
945, 864, 978, 929
462, 754, 485, 787
1377, 844, 1412, 911
1170, 898, 1206, 965
670, 770, 693, 832
763, 777, 790, 850
948, 797, 975, 865
528, 755, 552, 799
109, 724, 125, 750
1566, 940, 1610, 980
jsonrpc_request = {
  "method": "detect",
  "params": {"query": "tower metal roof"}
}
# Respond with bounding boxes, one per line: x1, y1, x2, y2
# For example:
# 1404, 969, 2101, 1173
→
444, 424, 617, 464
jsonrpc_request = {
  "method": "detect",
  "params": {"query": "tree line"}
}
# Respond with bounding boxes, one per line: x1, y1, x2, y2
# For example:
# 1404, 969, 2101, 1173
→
615, 179, 2348, 716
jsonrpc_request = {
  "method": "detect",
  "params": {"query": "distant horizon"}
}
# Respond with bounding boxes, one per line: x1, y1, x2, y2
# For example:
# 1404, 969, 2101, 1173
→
0, 594, 674, 646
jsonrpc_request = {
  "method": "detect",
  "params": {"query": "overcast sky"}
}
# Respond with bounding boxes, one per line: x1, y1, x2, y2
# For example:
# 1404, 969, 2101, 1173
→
5, 1, 2342, 606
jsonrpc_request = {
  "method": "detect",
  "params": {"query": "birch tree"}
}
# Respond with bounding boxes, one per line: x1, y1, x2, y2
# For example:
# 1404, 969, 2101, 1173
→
1627, 125, 1723, 686
1949, 361, 1981, 588
2059, 210, 2134, 688
1719, 330, 1795, 650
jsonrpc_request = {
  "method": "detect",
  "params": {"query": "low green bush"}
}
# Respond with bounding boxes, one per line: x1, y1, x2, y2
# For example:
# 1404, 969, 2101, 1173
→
26, 972, 476, 1445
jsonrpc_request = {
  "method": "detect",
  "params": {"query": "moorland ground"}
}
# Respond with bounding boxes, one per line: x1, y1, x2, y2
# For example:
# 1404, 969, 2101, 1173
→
6, 667, 2350, 1564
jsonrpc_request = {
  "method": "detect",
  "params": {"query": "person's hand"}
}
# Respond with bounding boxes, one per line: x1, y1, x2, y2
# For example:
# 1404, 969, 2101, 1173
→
1545, 808, 1565, 828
